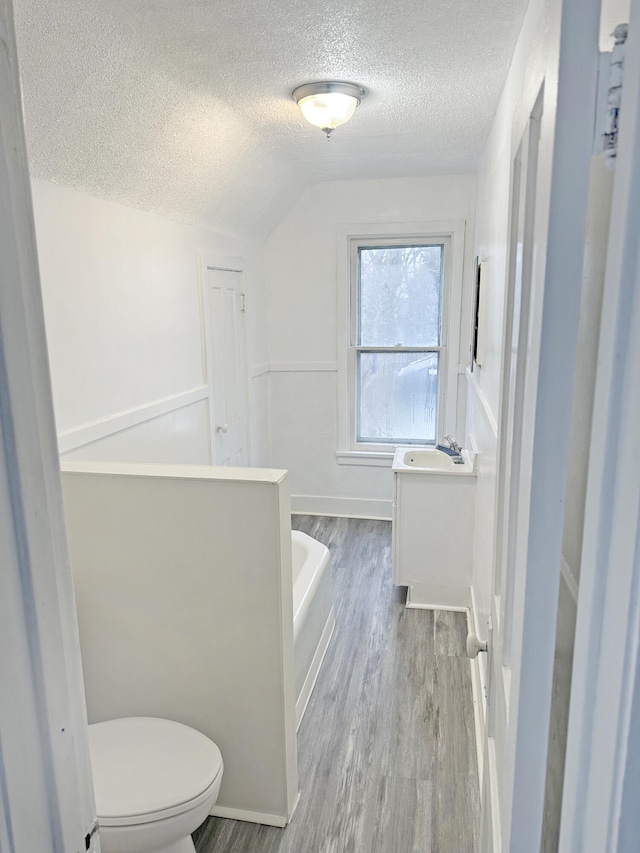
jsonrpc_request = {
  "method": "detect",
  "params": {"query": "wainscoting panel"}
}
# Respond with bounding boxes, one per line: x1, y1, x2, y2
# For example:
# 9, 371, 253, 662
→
269, 370, 394, 511
61, 398, 212, 465
58, 387, 209, 453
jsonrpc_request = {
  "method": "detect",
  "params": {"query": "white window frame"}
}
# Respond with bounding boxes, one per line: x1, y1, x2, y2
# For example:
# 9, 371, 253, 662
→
336, 220, 466, 465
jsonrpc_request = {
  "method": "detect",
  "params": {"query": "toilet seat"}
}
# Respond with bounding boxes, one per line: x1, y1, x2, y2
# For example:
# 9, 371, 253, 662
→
89, 717, 223, 828
96, 773, 222, 828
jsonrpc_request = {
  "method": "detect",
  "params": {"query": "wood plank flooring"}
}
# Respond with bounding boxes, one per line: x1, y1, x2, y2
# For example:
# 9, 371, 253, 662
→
193, 516, 479, 853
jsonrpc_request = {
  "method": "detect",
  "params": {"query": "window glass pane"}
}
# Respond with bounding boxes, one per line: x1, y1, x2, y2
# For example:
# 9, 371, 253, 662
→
358, 245, 443, 346
357, 352, 438, 443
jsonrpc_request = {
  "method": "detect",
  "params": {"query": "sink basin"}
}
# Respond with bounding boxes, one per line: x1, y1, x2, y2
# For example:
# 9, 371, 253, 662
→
392, 446, 475, 474
402, 450, 457, 470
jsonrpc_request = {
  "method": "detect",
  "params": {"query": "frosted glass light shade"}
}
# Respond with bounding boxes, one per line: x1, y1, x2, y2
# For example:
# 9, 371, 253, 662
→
298, 92, 358, 130
293, 81, 365, 137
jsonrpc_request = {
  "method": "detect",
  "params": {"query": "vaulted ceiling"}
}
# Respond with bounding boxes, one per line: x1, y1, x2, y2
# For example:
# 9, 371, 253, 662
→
14, 0, 528, 239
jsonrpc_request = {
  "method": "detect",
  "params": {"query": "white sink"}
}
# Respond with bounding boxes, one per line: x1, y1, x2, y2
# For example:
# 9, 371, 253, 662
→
392, 446, 475, 474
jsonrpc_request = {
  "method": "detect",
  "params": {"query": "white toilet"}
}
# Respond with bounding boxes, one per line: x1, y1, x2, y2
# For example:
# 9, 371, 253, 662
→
88, 717, 224, 853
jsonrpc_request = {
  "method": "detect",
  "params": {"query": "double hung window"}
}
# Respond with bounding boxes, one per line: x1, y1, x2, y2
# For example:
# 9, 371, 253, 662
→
349, 237, 451, 450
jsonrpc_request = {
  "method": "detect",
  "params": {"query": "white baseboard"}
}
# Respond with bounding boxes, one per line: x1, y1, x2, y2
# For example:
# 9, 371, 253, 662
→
287, 790, 301, 823
208, 805, 288, 828
296, 609, 335, 730
58, 386, 209, 453
405, 583, 470, 610
467, 592, 485, 787
291, 494, 392, 520
405, 598, 468, 612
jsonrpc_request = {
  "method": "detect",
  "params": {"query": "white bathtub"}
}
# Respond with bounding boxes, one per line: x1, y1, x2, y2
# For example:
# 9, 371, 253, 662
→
291, 531, 335, 729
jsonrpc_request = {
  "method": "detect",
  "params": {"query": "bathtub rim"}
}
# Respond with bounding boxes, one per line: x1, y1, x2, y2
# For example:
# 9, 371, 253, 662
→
291, 530, 330, 641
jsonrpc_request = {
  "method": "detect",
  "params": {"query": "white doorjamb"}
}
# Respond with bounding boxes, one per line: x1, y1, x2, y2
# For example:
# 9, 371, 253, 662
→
502, 0, 601, 849
0, 1, 97, 850
559, 4, 640, 850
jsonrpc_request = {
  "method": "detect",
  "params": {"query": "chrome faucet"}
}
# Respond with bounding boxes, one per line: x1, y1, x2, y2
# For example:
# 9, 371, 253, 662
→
436, 434, 465, 463
443, 434, 463, 455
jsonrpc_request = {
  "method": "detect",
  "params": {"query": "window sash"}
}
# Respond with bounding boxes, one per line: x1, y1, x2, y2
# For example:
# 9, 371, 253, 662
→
355, 346, 444, 353
356, 244, 444, 348
355, 350, 441, 444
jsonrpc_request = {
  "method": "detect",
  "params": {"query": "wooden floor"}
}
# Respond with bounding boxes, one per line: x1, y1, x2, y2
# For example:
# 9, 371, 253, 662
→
193, 516, 479, 853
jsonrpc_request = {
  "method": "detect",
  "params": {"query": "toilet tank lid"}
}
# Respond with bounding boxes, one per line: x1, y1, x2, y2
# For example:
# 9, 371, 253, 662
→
88, 717, 223, 819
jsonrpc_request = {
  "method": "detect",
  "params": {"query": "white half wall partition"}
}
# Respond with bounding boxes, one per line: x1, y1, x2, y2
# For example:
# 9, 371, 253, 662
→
61, 461, 298, 827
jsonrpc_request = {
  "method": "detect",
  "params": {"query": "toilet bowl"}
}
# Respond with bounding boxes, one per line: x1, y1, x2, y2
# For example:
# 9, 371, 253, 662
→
88, 717, 223, 853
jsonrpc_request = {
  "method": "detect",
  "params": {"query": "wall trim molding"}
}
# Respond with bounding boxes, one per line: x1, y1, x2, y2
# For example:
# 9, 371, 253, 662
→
270, 361, 338, 373
208, 805, 288, 828
249, 361, 341, 377
335, 451, 394, 467
468, 590, 486, 787
470, 584, 488, 718
291, 495, 392, 520
249, 363, 270, 379
58, 386, 209, 453
466, 367, 498, 438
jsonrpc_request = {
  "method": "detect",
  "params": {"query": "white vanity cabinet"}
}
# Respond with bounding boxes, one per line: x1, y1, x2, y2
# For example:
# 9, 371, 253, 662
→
392, 447, 477, 609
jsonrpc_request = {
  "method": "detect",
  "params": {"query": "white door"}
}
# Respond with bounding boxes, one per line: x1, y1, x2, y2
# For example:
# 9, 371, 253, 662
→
559, 6, 640, 849
478, 0, 603, 849
480, 93, 542, 852
204, 267, 250, 466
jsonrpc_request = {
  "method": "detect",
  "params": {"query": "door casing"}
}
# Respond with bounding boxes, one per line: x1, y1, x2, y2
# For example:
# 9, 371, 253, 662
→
199, 254, 251, 466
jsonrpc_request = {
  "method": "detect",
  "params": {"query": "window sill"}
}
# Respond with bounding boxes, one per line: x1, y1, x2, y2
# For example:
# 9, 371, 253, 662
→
336, 451, 395, 467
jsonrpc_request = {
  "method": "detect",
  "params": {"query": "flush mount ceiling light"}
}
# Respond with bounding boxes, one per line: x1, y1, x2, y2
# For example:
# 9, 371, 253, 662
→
292, 81, 365, 139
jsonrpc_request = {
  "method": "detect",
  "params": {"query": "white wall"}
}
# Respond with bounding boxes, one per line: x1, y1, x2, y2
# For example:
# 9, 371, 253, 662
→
465, 0, 547, 682
264, 175, 476, 518
61, 400, 212, 465
31, 179, 270, 466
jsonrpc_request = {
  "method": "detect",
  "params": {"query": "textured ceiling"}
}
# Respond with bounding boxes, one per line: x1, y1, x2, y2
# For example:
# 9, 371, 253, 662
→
14, 0, 528, 239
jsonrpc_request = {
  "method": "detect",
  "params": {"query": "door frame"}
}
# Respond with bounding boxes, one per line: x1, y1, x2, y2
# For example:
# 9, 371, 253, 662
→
198, 253, 251, 466
559, 3, 640, 848
502, 0, 601, 842
479, 0, 603, 849
0, 0, 97, 849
